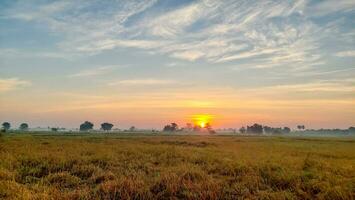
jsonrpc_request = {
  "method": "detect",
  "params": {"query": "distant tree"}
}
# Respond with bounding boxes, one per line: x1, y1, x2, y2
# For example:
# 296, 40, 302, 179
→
263, 126, 273, 134
2, 122, 10, 132
19, 123, 29, 131
163, 125, 171, 131
51, 127, 58, 132
163, 123, 178, 132
163, 125, 170, 132
129, 126, 136, 132
283, 127, 291, 134
297, 125, 305, 131
101, 122, 113, 131
171, 123, 178, 130
273, 128, 283, 134
349, 127, 355, 134
239, 127, 246, 134
185, 123, 193, 131
193, 125, 201, 132
80, 121, 94, 131
247, 123, 263, 134
264, 125, 290, 134
204, 123, 216, 134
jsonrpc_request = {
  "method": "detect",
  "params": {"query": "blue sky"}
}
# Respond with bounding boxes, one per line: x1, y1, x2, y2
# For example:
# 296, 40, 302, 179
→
0, 0, 354, 129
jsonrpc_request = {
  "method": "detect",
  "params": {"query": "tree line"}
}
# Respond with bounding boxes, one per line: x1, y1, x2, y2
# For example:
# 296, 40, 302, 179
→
0, 121, 136, 132
1, 122, 29, 132
1, 121, 355, 135
238, 123, 291, 135
0, 121, 114, 132
163, 122, 216, 134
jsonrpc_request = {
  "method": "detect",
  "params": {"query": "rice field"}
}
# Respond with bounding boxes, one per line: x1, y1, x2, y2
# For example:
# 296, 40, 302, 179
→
0, 133, 354, 199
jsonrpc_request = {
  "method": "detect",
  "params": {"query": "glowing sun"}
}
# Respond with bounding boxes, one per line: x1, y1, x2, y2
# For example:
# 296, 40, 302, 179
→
199, 121, 206, 128
192, 114, 213, 128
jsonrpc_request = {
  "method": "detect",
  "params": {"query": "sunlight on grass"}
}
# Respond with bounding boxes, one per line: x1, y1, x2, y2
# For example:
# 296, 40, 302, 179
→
0, 134, 354, 199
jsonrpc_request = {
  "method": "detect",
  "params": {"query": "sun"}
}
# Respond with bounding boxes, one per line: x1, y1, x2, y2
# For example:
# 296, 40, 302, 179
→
192, 114, 213, 128
199, 121, 206, 128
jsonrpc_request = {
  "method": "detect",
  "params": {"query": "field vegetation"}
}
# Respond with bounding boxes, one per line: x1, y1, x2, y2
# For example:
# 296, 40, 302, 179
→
0, 133, 354, 199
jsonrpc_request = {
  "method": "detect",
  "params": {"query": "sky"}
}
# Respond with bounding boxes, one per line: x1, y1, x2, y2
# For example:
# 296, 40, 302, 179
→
0, 0, 354, 129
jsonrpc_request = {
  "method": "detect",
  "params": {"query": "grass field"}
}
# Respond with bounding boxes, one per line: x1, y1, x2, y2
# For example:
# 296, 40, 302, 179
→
0, 133, 354, 199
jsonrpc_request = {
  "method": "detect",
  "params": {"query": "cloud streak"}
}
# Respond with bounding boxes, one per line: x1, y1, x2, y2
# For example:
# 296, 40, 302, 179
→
1, 1, 354, 88
108, 79, 175, 86
0, 78, 31, 92
3, 0, 353, 71
69, 66, 118, 78
335, 50, 355, 57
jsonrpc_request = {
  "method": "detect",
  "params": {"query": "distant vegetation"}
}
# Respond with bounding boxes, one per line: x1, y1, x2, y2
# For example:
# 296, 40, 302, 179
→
163, 123, 179, 132
101, 123, 114, 131
1, 122, 10, 132
19, 123, 29, 131
1, 121, 354, 136
79, 121, 94, 131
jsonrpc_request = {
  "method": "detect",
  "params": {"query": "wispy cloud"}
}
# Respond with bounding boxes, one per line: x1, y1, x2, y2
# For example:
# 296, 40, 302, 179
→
335, 50, 355, 57
306, 0, 355, 16
75, 39, 167, 54
2, 0, 354, 69
108, 79, 175, 86
143, 3, 204, 38
3, 1, 72, 21
171, 51, 205, 61
0, 48, 76, 60
249, 79, 355, 93
0, 78, 31, 92
69, 66, 117, 78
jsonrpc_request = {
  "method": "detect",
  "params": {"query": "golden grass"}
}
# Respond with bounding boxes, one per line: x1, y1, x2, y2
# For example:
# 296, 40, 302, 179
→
0, 133, 354, 199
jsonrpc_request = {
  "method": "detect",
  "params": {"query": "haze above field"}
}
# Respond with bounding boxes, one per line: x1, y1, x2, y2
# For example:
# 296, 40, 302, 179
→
0, 0, 354, 129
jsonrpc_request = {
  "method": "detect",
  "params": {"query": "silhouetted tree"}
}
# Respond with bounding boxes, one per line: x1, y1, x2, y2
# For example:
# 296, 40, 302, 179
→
19, 123, 29, 131
163, 123, 178, 132
129, 126, 136, 132
163, 125, 171, 131
185, 123, 193, 131
204, 123, 216, 134
205, 123, 211, 130
51, 127, 58, 132
247, 123, 263, 134
263, 126, 273, 134
283, 127, 291, 134
80, 121, 94, 131
297, 125, 305, 130
239, 127, 246, 134
171, 123, 178, 130
101, 122, 113, 131
2, 122, 10, 132
264, 125, 290, 134
193, 125, 201, 132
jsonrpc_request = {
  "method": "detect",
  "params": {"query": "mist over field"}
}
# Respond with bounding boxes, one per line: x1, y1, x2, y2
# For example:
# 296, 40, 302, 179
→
0, 0, 354, 199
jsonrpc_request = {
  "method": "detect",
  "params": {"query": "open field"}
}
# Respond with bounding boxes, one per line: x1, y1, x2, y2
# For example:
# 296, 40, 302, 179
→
0, 133, 354, 199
